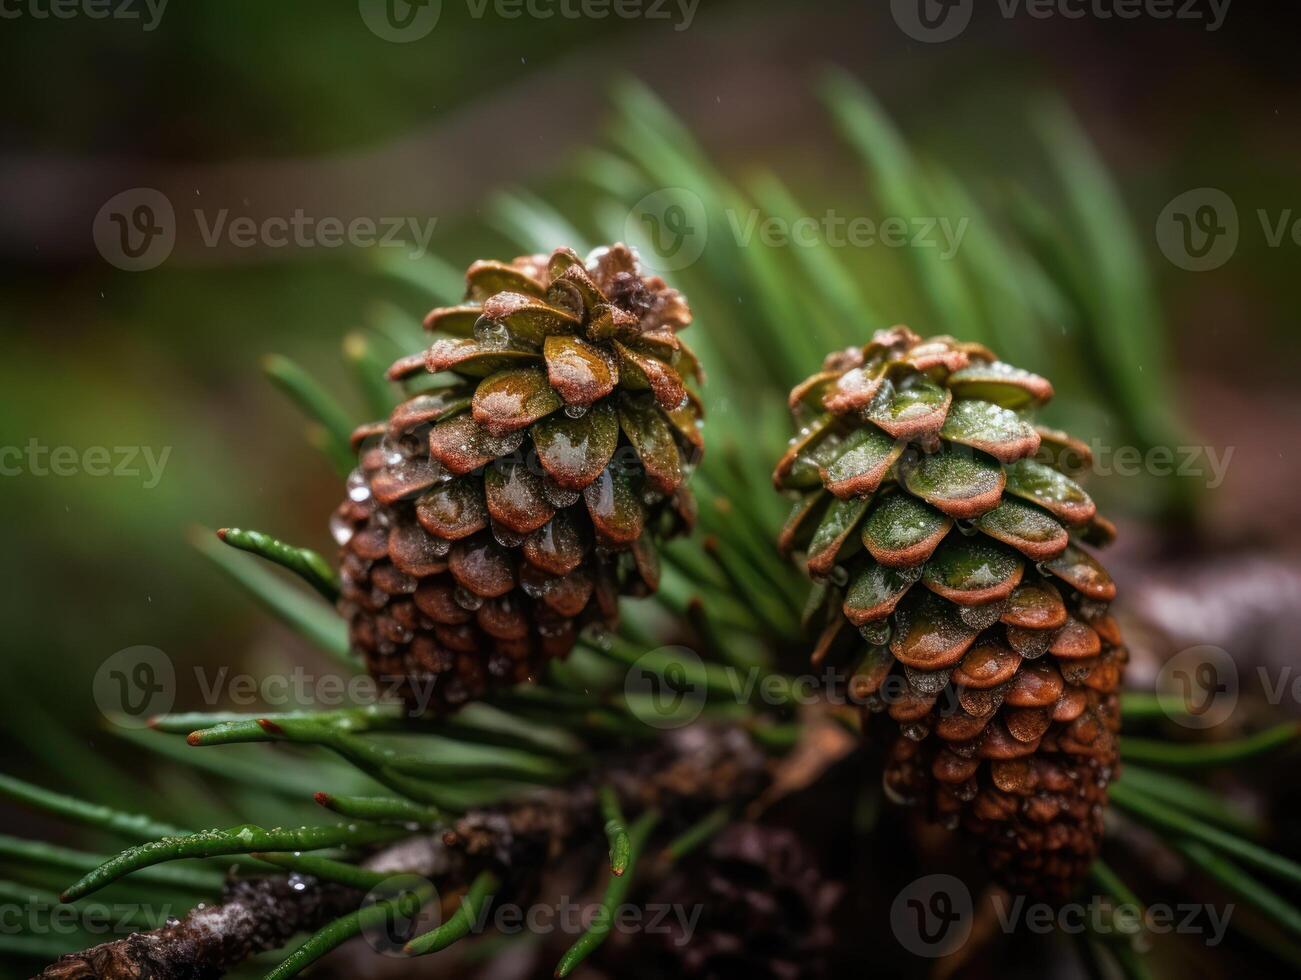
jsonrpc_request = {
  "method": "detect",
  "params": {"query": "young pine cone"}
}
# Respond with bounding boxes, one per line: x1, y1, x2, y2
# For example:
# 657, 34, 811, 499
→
776, 327, 1125, 900
334, 245, 702, 712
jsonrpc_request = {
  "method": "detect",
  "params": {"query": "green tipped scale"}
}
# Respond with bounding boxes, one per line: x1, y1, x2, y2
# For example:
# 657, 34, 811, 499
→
336, 245, 702, 713
775, 326, 1127, 900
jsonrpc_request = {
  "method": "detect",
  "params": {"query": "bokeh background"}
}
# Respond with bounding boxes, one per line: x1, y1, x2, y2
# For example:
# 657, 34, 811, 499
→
1, 1, 1299, 974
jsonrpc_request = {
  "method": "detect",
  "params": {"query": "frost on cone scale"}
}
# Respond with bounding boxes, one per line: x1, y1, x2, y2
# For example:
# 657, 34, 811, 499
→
334, 245, 702, 713
776, 327, 1125, 900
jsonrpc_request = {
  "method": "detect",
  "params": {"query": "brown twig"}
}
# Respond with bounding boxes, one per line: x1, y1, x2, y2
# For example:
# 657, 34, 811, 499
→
36, 721, 776, 979
37, 876, 360, 980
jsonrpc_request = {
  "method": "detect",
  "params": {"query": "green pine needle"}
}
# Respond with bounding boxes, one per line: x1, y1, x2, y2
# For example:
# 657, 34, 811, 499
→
659, 806, 730, 865
192, 526, 353, 665
554, 808, 659, 978
1176, 840, 1301, 940
598, 786, 631, 877
343, 332, 399, 419
190, 715, 575, 786
265, 881, 436, 980
60, 823, 404, 902
1115, 765, 1262, 838
250, 851, 394, 891
1111, 782, 1301, 889
313, 793, 443, 826
405, 870, 499, 956
0, 834, 225, 895
217, 527, 340, 602
0, 772, 185, 842
1121, 723, 1301, 768
261, 354, 357, 477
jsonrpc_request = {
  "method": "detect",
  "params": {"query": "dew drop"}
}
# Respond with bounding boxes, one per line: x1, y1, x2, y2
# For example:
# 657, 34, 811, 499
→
858, 621, 892, 646
958, 600, 1005, 631
347, 469, 372, 503
473, 316, 510, 349
905, 666, 951, 696
542, 480, 581, 508
898, 564, 925, 584
329, 512, 355, 546
492, 523, 526, 548
882, 777, 917, 806
453, 585, 484, 610
1008, 627, 1053, 659
901, 721, 930, 742
586, 624, 615, 651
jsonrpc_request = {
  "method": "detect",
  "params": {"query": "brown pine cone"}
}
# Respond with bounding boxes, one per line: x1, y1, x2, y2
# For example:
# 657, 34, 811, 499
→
776, 326, 1125, 900
334, 245, 702, 713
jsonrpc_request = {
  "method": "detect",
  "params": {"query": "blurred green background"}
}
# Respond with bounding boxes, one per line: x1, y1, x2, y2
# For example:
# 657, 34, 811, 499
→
1, 2, 1297, 814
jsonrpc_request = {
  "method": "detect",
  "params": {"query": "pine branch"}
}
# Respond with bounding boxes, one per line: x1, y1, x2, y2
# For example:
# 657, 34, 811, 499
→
36, 875, 360, 980
35, 721, 773, 978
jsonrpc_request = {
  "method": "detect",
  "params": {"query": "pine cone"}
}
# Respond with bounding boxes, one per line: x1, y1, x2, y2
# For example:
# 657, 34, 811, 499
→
334, 245, 702, 712
776, 327, 1125, 900
602, 823, 842, 980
